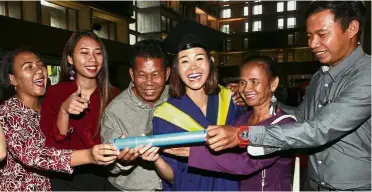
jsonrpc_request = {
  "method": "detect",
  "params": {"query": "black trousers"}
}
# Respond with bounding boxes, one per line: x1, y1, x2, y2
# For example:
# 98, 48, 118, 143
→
50, 164, 118, 191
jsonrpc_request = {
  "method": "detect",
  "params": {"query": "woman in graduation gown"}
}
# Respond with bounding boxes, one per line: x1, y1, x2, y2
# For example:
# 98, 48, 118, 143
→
141, 34, 240, 191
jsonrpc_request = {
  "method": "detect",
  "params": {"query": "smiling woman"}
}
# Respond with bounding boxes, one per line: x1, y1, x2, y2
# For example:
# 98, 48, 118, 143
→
138, 34, 240, 191
39, 31, 120, 190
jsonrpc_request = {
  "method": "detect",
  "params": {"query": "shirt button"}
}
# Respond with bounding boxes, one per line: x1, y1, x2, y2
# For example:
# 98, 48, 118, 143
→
318, 160, 322, 164
318, 104, 322, 108
325, 84, 329, 87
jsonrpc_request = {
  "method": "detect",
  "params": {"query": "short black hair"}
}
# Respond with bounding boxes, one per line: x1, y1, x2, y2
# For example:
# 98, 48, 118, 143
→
0, 48, 38, 101
305, 1, 366, 38
131, 39, 167, 68
241, 55, 279, 80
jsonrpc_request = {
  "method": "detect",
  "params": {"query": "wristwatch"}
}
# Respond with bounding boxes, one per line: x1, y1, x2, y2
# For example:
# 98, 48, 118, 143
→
237, 126, 250, 148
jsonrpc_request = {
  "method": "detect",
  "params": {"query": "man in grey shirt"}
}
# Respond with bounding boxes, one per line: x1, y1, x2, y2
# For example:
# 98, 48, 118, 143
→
205, 1, 370, 191
101, 40, 170, 191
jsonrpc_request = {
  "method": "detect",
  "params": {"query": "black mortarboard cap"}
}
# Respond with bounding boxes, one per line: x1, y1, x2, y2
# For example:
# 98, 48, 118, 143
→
163, 19, 227, 54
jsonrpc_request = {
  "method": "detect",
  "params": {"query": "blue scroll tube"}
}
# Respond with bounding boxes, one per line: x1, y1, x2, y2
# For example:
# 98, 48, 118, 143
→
112, 130, 207, 150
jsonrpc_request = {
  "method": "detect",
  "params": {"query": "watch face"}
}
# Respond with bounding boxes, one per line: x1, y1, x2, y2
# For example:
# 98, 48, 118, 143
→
240, 130, 249, 141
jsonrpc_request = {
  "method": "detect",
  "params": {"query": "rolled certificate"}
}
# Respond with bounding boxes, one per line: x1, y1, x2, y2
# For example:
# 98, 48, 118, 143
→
112, 130, 207, 150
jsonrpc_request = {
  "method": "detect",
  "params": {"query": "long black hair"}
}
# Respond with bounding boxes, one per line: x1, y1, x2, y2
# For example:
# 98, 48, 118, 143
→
60, 31, 115, 138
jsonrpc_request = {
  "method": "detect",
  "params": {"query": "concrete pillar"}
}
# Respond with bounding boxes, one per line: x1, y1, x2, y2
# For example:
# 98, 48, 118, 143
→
78, 6, 91, 31
22, 1, 37, 23
200, 14, 208, 26
117, 19, 129, 43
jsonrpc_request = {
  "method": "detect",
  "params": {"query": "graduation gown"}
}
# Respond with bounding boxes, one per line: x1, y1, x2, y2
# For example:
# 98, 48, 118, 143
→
153, 93, 239, 191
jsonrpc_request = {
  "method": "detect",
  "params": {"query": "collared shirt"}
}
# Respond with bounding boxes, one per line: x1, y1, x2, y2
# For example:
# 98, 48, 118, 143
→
249, 46, 371, 190
100, 82, 169, 191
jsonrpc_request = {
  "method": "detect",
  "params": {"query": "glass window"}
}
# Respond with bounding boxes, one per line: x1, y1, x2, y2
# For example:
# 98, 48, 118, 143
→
277, 2, 284, 12
288, 33, 294, 45
277, 49, 284, 62
129, 34, 136, 45
68, 9, 77, 31
287, 50, 294, 62
129, 22, 136, 31
41, 0, 78, 31
221, 24, 229, 34
244, 22, 249, 32
47, 65, 61, 86
167, 17, 171, 31
243, 37, 249, 49
221, 8, 231, 18
109, 23, 116, 40
0, 1, 5, 16
0, 1, 21, 19
278, 18, 284, 29
287, 17, 296, 28
253, 5, 262, 15
41, 0, 67, 29
93, 17, 116, 41
244, 6, 249, 16
161, 15, 166, 31
8, 1, 21, 19
161, 15, 171, 32
225, 38, 231, 51
253, 20, 261, 31
287, 0, 296, 11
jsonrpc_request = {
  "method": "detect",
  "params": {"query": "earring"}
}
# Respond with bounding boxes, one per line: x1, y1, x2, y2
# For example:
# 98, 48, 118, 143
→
269, 94, 277, 116
69, 66, 76, 81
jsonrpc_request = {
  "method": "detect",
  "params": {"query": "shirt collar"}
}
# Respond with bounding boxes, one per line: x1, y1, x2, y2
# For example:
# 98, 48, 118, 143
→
321, 46, 365, 81
127, 81, 169, 109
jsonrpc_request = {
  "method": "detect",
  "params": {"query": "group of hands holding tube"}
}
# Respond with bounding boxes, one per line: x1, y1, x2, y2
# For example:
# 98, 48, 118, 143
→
62, 83, 243, 165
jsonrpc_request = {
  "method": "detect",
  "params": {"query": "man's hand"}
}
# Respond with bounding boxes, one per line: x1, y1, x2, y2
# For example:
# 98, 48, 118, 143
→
206, 125, 240, 152
163, 147, 190, 157
117, 146, 142, 163
116, 134, 143, 164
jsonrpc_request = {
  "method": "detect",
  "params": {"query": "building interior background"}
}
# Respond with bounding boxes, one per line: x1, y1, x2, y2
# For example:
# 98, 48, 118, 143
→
0, 0, 370, 107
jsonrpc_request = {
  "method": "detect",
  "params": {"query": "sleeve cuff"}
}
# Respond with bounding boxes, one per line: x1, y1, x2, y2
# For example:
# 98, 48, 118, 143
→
109, 162, 134, 174
53, 127, 74, 142
116, 162, 134, 171
248, 126, 265, 144
248, 125, 281, 155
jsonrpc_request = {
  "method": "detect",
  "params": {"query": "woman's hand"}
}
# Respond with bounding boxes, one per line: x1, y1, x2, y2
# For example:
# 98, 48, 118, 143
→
227, 83, 245, 106
139, 144, 160, 162
60, 86, 89, 115
163, 147, 190, 157
89, 144, 119, 165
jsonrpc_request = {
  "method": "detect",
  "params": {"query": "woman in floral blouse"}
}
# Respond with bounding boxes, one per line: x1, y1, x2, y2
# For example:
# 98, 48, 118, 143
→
0, 49, 119, 191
